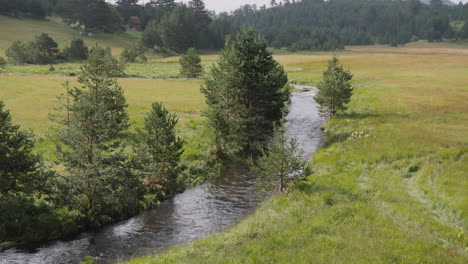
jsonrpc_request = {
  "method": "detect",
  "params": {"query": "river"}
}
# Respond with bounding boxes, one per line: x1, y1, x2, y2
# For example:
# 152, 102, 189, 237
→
0, 85, 325, 264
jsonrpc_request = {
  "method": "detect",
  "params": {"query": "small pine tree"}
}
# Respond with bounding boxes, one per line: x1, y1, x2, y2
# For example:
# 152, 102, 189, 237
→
0, 101, 49, 196
179, 48, 203, 78
136, 102, 184, 197
248, 122, 309, 194
314, 56, 353, 119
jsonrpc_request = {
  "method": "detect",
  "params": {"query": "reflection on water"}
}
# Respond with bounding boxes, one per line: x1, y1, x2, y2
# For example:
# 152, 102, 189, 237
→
0, 85, 324, 264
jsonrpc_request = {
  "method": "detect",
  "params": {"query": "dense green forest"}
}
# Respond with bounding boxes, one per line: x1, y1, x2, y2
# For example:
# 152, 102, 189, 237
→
2, 0, 468, 53
227, 0, 468, 50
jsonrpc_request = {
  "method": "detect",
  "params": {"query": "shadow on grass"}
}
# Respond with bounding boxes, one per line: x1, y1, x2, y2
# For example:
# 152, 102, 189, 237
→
336, 111, 409, 120
322, 132, 350, 148
296, 181, 362, 204
335, 112, 380, 120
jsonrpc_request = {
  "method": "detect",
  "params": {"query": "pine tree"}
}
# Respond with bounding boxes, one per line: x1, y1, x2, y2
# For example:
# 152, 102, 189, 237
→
136, 102, 183, 197
189, 0, 211, 28
0, 101, 49, 196
248, 122, 308, 194
63, 39, 89, 61
201, 28, 289, 157
179, 48, 203, 78
55, 47, 139, 225
314, 56, 353, 119
158, 5, 196, 52
155, 0, 176, 12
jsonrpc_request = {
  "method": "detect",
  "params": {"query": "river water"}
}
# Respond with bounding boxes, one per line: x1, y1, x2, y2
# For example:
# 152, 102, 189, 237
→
0, 85, 325, 264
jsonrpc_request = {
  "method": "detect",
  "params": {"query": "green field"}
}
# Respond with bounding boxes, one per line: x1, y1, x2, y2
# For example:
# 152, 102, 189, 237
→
0, 21, 467, 262
0, 16, 139, 56
122, 46, 467, 263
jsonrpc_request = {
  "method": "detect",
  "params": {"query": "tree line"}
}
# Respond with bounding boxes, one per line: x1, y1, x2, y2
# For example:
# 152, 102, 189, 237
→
3, 0, 468, 54
6, 33, 89, 64
226, 0, 468, 50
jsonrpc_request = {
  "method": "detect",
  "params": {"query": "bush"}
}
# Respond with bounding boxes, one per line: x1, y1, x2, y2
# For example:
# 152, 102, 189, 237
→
179, 48, 203, 78
5, 33, 59, 64
0, 57, 6, 68
120, 46, 147, 63
63, 39, 89, 61
6, 41, 29, 64
28, 33, 59, 64
410, 35, 420, 42
86, 46, 125, 77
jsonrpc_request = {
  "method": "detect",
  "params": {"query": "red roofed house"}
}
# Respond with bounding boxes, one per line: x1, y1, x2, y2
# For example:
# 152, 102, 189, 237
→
128, 16, 142, 31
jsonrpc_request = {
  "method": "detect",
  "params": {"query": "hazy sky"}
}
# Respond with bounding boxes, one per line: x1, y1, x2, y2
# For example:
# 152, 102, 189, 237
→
115, 1, 467, 13
184, 0, 270, 13
129, 1, 271, 13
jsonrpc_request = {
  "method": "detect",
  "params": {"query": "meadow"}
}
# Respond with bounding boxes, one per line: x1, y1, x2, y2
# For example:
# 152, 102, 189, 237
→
0, 35, 467, 262
124, 46, 467, 263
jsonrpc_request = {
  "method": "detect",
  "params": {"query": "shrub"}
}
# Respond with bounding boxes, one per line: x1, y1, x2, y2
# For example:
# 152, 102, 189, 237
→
87, 46, 125, 77
179, 48, 203, 78
29, 33, 59, 64
0, 57, 6, 68
6, 41, 29, 64
6, 33, 59, 64
63, 39, 89, 61
120, 46, 147, 63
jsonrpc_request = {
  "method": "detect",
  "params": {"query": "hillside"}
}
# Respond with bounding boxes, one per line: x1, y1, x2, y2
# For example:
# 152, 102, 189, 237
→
0, 16, 140, 56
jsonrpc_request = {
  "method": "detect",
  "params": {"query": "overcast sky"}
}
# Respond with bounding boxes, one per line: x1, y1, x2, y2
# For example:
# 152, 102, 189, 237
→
115, 1, 467, 13
183, 0, 270, 13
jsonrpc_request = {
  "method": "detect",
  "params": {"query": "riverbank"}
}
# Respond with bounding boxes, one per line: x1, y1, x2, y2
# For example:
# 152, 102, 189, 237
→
126, 49, 468, 263
0, 88, 324, 263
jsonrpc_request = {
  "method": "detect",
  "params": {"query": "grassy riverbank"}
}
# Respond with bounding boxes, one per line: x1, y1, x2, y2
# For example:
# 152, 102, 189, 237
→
125, 46, 468, 263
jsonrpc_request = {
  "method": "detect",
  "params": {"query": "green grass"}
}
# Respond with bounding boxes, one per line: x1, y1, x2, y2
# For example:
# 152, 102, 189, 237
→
0, 15, 140, 56
125, 45, 468, 263
0, 75, 205, 159
1, 40, 467, 262
1, 59, 217, 79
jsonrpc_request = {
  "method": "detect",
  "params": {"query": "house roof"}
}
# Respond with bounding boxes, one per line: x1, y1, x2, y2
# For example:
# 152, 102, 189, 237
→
129, 16, 142, 25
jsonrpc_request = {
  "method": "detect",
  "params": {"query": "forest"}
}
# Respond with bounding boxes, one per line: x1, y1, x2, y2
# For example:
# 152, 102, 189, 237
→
2, 0, 468, 53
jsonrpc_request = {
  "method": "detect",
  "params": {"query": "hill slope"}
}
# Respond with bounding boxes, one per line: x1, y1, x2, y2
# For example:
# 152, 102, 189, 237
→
0, 16, 140, 56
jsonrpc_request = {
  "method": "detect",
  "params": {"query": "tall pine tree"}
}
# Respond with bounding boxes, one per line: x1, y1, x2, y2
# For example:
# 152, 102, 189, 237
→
56, 47, 139, 226
201, 28, 289, 158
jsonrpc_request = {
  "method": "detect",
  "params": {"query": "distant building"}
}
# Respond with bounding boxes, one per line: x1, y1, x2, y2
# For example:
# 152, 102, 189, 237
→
128, 16, 142, 31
